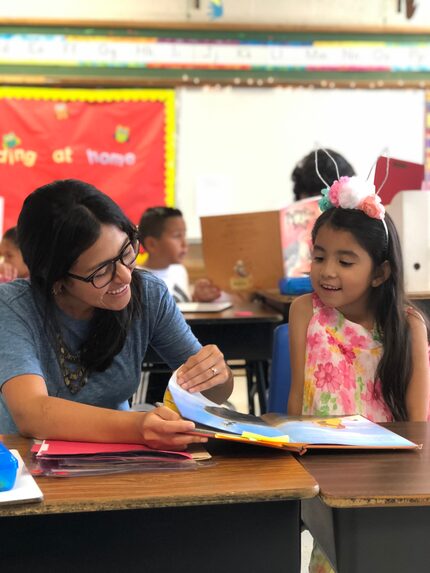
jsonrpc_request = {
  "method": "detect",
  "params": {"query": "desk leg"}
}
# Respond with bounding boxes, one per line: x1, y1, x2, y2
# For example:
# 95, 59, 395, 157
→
246, 361, 257, 414
255, 360, 268, 414
1, 500, 301, 573
246, 360, 268, 415
302, 497, 430, 573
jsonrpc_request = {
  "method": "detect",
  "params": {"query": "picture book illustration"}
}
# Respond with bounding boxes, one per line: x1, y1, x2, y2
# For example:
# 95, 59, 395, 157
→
166, 372, 419, 451
281, 196, 321, 278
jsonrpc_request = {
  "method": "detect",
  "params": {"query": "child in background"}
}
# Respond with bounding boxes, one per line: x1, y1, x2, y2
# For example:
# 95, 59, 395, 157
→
288, 168, 430, 572
284, 149, 356, 277
0, 227, 29, 281
291, 148, 355, 201
138, 206, 221, 302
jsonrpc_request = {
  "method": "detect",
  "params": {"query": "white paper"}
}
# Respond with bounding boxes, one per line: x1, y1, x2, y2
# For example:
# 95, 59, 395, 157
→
0, 450, 43, 506
176, 301, 232, 313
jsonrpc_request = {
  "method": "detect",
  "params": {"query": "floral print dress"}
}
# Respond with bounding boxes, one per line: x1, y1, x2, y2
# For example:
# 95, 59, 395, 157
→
302, 293, 393, 422
303, 294, 393, 573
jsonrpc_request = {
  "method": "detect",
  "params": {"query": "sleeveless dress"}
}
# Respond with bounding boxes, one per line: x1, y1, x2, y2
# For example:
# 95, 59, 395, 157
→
303, 293, 392, 573
302, 293, 393, 422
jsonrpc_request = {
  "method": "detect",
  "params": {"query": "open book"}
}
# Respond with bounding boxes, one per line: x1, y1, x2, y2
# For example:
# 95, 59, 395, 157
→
166, 373, 420, 454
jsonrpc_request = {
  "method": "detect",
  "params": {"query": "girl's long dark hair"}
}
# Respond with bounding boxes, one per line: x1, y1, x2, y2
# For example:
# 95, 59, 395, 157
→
312, 208, 427, 421
17, 179, 142, 372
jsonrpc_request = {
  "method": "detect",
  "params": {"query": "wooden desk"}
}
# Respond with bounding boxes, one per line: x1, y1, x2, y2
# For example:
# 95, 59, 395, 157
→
0, 435, 317, 573
254, 289, 296, 321
146, 302, 283, 414
300, 422, 430, 573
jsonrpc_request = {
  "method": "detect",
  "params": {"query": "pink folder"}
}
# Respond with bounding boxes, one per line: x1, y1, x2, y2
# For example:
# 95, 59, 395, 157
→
31, 440, 193, 459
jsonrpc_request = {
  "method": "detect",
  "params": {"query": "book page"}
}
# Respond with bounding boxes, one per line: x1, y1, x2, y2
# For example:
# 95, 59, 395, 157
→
263, 414, 418, 448
168, 373, 418, 449
168, 372, 288, 438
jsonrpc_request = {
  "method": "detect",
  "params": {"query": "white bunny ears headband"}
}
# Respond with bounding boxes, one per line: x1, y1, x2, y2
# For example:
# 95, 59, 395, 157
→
315, 148, 389, 240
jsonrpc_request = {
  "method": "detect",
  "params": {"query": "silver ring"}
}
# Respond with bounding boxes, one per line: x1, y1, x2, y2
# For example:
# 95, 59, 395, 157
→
210, 367, 218, 377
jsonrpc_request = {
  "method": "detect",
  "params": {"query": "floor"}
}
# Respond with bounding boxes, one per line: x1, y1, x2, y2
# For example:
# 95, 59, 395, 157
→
229, 373, 313, 573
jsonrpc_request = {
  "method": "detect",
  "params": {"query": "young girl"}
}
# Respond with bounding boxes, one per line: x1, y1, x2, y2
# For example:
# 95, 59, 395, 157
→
288, 173, 430, 572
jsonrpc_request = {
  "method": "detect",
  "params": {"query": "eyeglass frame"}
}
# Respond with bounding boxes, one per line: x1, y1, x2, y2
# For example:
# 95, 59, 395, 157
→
66, 238, 140, 289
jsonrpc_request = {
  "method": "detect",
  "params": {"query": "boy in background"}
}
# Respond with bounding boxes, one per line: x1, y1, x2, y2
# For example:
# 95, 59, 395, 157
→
138, 206, 221, 302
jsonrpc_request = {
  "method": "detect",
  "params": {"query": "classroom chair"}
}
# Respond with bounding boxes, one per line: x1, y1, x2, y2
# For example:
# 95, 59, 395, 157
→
267, 323, 291, 413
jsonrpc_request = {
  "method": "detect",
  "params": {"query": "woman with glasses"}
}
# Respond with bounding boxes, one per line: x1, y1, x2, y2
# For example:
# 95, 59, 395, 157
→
0, 179, 233, 449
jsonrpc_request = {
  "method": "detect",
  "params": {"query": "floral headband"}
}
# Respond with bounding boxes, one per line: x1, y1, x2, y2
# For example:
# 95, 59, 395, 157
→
315, 149, 389, 240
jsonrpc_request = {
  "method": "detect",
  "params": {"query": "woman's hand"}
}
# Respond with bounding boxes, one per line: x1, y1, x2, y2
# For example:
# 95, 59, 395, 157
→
176, 345, 233, 403
139, 405, 208, 450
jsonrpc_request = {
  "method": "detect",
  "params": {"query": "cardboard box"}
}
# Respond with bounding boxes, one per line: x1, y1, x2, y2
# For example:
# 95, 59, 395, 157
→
201, 198, 320, 292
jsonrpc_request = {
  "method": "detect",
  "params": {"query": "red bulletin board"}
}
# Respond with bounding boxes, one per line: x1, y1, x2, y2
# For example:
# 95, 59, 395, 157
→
0, 87, 176, 232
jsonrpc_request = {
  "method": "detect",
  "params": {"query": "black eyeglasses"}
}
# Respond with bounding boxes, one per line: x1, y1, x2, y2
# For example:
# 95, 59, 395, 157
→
67, 239, 140, 289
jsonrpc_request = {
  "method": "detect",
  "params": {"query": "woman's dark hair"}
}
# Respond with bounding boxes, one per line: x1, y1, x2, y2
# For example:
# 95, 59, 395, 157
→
312, 207, 426, 421
292, 149, 355, 202
17, 179, 142, 372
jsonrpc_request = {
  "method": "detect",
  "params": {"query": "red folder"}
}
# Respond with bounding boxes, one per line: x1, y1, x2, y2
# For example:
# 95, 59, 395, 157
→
374, 156, 424, 205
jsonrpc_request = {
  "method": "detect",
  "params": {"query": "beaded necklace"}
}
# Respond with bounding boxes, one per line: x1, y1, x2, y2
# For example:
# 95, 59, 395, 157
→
56, 333, 89, 394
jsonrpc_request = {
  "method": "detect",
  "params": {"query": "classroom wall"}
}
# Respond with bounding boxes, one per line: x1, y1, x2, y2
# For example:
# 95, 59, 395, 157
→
176, 87, 425, 239
1, 2, 428, 242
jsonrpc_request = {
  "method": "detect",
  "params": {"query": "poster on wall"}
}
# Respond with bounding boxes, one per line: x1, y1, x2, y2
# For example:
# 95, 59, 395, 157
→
0, 87, 175, 233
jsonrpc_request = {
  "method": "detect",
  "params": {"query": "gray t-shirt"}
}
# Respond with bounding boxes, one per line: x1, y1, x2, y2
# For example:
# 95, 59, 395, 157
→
0, 271, 201, 433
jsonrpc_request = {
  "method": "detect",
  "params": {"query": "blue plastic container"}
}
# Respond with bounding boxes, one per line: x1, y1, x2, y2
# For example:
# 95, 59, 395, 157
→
279, 276, 313, 295
0, 442, 18, 492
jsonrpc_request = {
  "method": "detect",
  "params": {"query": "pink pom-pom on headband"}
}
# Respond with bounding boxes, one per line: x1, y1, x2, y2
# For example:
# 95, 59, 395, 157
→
322, 175, 385, 220
315, 148, 388, 239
